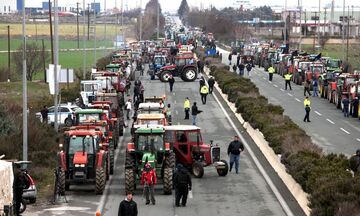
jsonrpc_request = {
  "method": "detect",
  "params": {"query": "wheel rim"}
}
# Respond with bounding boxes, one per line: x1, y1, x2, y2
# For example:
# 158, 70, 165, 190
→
193, 165, 201, 176
185, 70, 196, 80
162, 72, 171, 81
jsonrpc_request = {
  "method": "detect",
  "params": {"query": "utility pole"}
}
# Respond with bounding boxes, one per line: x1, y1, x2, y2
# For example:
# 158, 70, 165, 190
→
7, 25, 10, 80
324, 8, 327, 36
304, 9, 307, 37
49, 0, 54, 64
42, 39, 46, 83
77, 2, 80, 49
139, 0, 142, 41
342, 0, 345, 61
346, 5, 350, 62
330, 0, 335, 36
93, 0, 97, 66
312, 11, 318, 51
318, 0, 320, 43
83, 0, 87, 79
88, 3, 90, 41
22, 0, 28, 162
103, 0, 106, 56
298, 0, 302, 50
157, 2, 160, 39
121, 0, 124, 45
54, 0, 59, 132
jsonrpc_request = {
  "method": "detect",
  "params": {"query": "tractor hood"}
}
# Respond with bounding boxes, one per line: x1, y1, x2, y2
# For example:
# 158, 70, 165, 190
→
160, 65, 176, 70
142, 152, 156, 168
73, 152, 88, 165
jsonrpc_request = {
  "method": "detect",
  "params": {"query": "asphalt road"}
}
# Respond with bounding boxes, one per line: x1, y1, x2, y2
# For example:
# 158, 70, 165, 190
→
28, 70, 305, 216
218, 47, 360, 156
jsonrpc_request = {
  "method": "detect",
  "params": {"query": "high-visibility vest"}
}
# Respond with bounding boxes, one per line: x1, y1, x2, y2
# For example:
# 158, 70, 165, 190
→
200, 85, 209, 94
284, 74, 292, 80
184, 100, 190, 109
304, 99, 311, 108
268, 67, 275, 73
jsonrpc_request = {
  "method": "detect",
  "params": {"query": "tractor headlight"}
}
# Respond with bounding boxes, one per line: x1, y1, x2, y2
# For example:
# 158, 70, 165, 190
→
75, 164, 85, 167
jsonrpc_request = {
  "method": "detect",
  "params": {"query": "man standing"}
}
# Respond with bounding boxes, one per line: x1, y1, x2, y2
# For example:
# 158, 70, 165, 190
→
284, 72, 292, 90
208, 76, 215, 94
200, 85, 209, 104
168, 75, 175, 92
246, 63, 252, 77
227, 136, 244, 174
238, 63, 245, 76
125, 99, 132, 120
236, 54, 241, 66
184, 97, 190, 120
303, 96, 311, 122
14, 164, 29, 216
40, 105, 49, 123
352, 97, 359, 118
140, 163, 157, 205
228, 53, 232, 65
342, 96, 350, 117
191, 102, 202, 125
268, 66, 275, 81
174, 164, 192, 207
304, 79, 311, 96
312, 78, 319, 97
118, 192, 138, 216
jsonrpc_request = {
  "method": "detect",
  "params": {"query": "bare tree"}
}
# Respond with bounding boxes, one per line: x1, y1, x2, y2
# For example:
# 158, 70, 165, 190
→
12, 43, 49, 81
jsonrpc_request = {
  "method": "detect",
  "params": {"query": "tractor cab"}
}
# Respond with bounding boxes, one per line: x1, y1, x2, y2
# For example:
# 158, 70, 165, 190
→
144, 95, 166, 104
74, 109, 105, 125
80, 80, 102, 106
125, 127, 174, 194
164, 125, 228, 178
131, 113, 167, 134
137, 102, 164, 114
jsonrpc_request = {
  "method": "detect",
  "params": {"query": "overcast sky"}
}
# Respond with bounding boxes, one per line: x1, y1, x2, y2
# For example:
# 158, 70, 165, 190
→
25, 0, 360, 12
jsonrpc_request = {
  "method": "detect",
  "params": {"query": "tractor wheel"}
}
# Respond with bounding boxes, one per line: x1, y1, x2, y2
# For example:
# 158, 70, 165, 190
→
192, 161, 204, 178
163, 168, 173, 195
165, 152, 175, 169
160, 71, 172, 82
216, 160, 229, 177
125, 169, 135, 194
182, 68, 197, 82
95, 168, 106, 195
110, 150, 114, 175
59, 169, 66, 195
106, 156, 110, 181
125, 152, 134, 169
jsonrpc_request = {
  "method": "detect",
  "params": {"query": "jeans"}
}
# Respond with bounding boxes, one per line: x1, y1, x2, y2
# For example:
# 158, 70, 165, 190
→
126, 109, 131, 120
304, 110, 310, 122
184, 108, 190, 119
201, 94, 207, 104
285, 80, 292, 90
192, 115, 197, 125
312, 86, 318, 97
229, 153, 240, 173
343, 106, 349, 117
144, 184, 155, 204
175, 186, 188, 206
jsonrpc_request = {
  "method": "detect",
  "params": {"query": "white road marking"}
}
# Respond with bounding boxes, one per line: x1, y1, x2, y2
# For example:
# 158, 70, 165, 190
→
326, 118, 335, 124
262, 77, 266, 80
273, 84, 278, 88
295, 98, 301, 102
357, 138, 360, 142
280, 89, 285, 92
174, 100, 177, 104
314, 111, 322, 116
340, 128, 350, 134
44, 207, 91, 211
287, 93, 293, 97
268, 81, 272, 83
175, 110, 178, 115
206, 79, 294, 216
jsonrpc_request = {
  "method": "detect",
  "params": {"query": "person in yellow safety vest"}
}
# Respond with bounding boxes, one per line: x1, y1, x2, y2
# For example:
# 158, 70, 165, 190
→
303, 96, 311, 122
200, 85, 209, 105
268, 66, 275, 81
284, 72, 292, 90
184, 97, 191, 120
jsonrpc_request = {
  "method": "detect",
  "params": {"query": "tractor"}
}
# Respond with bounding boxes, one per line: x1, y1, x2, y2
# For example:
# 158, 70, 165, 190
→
57, 130, 108, 195
125, 127, 175, 194
164, 125, 228, 178
131, 113, 167, 135
157, 55, 198, 82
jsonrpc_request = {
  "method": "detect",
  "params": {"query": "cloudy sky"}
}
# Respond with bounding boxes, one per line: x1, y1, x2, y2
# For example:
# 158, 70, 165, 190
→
25, 0, 360, 12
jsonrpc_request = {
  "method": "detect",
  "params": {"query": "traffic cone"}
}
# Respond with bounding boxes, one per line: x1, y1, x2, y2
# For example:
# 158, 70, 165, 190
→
95, 210, 101, 216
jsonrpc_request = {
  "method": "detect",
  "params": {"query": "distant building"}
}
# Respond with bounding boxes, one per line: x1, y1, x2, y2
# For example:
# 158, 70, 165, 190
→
0, 0, 17, 14
91, 2, 100, 14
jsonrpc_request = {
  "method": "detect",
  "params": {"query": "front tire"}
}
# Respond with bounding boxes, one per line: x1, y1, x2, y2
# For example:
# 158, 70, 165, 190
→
182, 67, 197, 82
216, 160, 229, 177
58, 169, 66, 195
95, 168, 106, 195
160, 71, 172, 82
125, 169, 135, 194
163, 168, 173, 195
192, 161, 204, 178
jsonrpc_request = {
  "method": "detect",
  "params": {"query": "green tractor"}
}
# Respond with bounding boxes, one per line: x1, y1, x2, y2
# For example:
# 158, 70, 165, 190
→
125, 127, 175, 194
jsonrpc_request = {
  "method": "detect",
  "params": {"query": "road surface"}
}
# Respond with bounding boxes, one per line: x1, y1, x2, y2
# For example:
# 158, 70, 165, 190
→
28, 70, 305, 216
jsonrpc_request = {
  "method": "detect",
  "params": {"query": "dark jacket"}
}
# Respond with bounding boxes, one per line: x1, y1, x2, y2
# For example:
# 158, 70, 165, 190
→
227, 140, 244, 155
238, 64, 245, 70
191, 104, 200, 116
208, 78, 215, 87
174, 168, 192, 190
342, 98, 350, 108
118, 199, 138, 216
168, 77, 175, 84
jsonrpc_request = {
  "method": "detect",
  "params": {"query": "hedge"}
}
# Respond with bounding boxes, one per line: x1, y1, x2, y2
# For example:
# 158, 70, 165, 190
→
205, 54, 360, 215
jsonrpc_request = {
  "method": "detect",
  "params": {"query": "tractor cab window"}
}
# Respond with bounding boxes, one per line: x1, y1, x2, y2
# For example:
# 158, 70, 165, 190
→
176, 131, 187, 143
311, 65, 323, 74
69, 136, 95, 154
154, 57, 162, 65
187, 131, 201, 143
137, 134, 163, 151
164, 131, 175, 143
78, 114, 101, 122
175, 59, 186, 66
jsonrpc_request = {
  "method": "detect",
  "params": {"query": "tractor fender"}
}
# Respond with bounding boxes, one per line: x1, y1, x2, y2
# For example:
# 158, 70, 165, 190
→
57, 151, 67, 171
96, 150, 107, 169
183, 65, 197, 71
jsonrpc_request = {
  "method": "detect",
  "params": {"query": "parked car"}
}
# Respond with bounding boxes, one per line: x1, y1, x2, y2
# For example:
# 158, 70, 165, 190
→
22, 172, 37, 204
35, 103, 81, 126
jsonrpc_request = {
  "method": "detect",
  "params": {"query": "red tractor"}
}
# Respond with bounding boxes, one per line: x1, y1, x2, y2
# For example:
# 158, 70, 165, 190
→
57, 130, 108, 195
328, 74, 360, 109
164, 125, 228, 178
157, 55, 198, 82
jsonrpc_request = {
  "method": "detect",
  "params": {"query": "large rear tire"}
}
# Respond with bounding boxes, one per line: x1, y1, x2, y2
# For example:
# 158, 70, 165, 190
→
163, 168, 173, 195
58, 169, 66, 195
95, 168, 106, 195
165, 152, 175, 169
182, 67, 197, 82
216, 160, 229, 177
125, 169, 135, 194
110, 150, 114, 175
192, 161, 204, 178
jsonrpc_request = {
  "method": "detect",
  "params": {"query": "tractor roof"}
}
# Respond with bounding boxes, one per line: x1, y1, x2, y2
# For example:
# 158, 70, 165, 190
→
96, 92, 118, 97
65, 130, 98, 137
135, 127, 165, 134
137, 113, 165, 119
106, 63, 121, 67
138, 103, 162, 109
92, 101, 113, 105
164, 125, 200, 131
75, 109, 104, 114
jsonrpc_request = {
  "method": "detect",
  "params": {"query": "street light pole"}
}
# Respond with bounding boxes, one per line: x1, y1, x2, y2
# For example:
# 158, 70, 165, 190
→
83, 0, 87, 79
22, 0, 28, 162
93, 0, 97, 67
7, 25, 10, 80
342, 0, 345, 61
54, 0, 59, 132
284, 0, 287, 45
139, 0, 142, 41
103, 0, 106, 56
157, 2, 160, 39
77, 2, 80, 49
